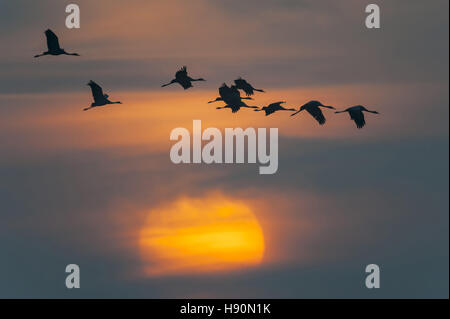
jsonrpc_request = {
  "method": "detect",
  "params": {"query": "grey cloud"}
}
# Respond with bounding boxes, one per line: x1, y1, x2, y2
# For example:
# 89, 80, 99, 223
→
0, 136, 447, 297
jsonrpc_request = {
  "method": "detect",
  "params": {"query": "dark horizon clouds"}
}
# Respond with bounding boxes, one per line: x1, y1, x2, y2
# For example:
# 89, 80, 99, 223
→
0, 136, 447, 298
0, 0, 448, 298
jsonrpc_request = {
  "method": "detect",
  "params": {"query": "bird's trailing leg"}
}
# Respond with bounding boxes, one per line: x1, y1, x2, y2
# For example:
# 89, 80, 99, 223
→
290, 109, 303, 116
63, 51, 80, 56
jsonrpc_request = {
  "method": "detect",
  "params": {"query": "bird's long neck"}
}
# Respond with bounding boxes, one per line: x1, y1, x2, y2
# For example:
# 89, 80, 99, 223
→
208, 98, 222, 103
162, 80, 176, 87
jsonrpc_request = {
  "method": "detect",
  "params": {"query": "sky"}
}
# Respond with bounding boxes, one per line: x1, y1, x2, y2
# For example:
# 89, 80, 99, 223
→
0, 0, 448, 298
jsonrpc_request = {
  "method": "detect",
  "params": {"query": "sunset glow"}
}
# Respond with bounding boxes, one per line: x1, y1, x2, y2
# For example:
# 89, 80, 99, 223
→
139, 195, 265, 276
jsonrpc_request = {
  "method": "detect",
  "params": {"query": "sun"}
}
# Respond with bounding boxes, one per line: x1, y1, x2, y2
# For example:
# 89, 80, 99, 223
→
139, 194, 265, 276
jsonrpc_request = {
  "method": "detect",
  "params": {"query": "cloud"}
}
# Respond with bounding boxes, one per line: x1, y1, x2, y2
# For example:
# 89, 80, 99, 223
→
0, 133, 447, 297
0, 0, 447, 94
0, 0, 448, 298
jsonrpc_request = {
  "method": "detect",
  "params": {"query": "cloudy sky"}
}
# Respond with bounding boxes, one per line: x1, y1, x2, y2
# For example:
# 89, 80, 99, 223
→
0, 0, 448, 298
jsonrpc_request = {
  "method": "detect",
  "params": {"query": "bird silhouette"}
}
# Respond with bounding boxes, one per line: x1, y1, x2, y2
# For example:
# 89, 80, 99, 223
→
234, 77, 265, 96
213, 84, 258, 113
162, 66, 205, 89
335, 105, 379, 128
34, 29, 80, 58
255, 101, 296, 116
208, 83, 253, 104
83, 81, 122, 111
216, 102, 259, 113
290, 100, 335, 125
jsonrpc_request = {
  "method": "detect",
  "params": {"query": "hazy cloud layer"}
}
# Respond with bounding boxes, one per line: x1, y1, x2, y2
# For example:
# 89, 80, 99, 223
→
0, 0, 448, 298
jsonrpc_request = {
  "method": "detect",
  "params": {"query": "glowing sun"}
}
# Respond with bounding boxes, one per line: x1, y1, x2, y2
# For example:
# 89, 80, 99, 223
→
139, 194, 265, 276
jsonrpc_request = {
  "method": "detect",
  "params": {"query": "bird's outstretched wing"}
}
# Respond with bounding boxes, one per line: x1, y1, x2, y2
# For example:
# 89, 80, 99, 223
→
349, 110, 366, 129
229, 105, 241, 113
218, 84, 229, 98
234, 78, 254, 96
268, 101, 285, 108
306, 107, 326, 125
88, 80, 105, 103
179, 79, 193, 89
234, 78, 246, 87
175, 66, 188, 79
45, 29, 61, 51
264, 108, 276, 116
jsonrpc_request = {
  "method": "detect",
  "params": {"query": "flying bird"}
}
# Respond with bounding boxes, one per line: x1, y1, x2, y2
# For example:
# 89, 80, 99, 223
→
334, 105, 379, 129
234, 77, 265, 96
34, 29, 80, 58
212, 84, 258, 113
255, 101, 296, 116
208, 83, 253, 103
161, 66, 205, 89
216, 102, 259, 113
291, 100, 335, 125
84, 80, 122, 111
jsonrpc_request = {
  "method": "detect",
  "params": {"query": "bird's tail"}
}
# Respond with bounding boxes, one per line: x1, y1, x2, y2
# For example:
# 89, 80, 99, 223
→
254, 89, 265, 93
83, 107, 92, 111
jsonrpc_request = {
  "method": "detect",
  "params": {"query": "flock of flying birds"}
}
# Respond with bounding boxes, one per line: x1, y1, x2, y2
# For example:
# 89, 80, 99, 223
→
34, 29, 379, 129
